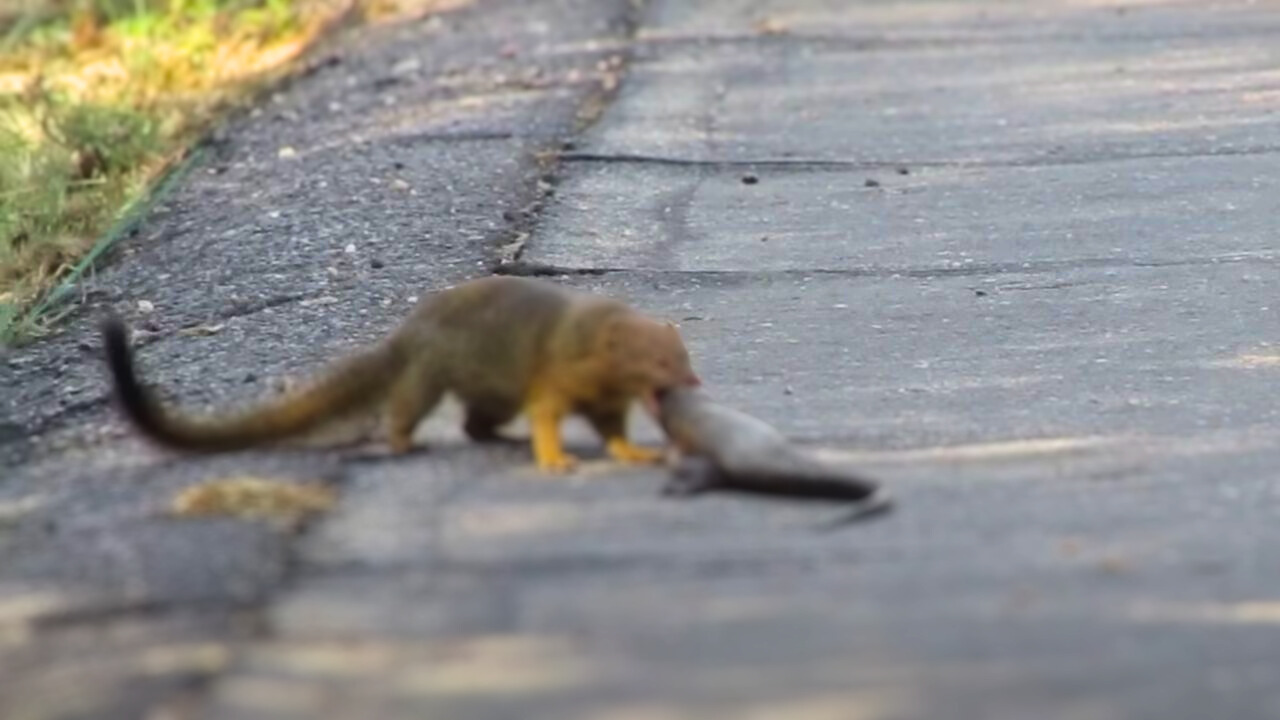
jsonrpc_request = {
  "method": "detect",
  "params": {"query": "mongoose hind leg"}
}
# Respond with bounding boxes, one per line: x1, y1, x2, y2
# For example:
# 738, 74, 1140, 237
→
385, 359, 446, 454
463, 403, 521, 445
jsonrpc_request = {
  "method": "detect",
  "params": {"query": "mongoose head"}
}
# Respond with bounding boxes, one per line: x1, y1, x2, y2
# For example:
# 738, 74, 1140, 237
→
604, 315, 700, 411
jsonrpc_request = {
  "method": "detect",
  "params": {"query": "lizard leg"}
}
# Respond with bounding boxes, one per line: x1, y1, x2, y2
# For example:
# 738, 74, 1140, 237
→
661, 456, 719, 496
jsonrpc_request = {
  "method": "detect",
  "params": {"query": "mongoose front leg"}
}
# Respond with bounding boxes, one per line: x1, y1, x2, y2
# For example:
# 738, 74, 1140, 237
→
586, 406, 665, 465
527, 395, 577, 472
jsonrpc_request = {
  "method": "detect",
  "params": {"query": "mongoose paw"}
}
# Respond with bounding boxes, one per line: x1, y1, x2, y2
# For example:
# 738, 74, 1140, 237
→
606, 439, 665, 465
535, 451, 580, 474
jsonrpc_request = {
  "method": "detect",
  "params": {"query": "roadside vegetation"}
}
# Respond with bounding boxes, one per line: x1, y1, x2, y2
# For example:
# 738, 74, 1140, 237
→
0, 0, 432, 345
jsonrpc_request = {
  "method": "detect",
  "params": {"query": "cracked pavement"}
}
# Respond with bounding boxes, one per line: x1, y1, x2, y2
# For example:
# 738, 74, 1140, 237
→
5, 0, 1280, 718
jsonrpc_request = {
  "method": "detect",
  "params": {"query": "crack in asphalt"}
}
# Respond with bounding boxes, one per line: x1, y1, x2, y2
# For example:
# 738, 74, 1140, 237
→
630, 25, 1280, 53
489, 252, 1280, 283
560, 143, 1280, 172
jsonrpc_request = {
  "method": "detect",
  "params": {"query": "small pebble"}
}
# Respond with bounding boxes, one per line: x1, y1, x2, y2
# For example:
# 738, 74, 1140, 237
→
864, 178, 881, 187
741, 174, 759, 185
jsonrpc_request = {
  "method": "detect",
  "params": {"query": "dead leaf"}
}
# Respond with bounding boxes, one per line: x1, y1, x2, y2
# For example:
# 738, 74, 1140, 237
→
754, 16, 789, 35
171, 476, 336, 524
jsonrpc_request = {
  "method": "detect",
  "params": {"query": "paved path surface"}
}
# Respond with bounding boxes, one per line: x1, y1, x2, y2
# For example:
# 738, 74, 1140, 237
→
5, 1, 1280, 718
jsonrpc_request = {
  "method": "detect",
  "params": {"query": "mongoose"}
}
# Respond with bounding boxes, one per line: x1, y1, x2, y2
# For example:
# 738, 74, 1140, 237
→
101, 275, 700, 472
654, 387, 892, 519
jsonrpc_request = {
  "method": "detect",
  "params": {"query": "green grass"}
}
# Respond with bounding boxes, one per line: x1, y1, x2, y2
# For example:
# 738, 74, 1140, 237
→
0, 0, 360, 345
0, 96, 164, 340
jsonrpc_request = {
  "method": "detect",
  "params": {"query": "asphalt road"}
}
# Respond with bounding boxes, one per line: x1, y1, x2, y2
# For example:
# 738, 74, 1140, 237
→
5, 0, 1280, 718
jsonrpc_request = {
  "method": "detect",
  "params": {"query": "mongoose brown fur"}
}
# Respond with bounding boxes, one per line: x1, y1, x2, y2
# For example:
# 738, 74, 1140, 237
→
102, 275, 700, 472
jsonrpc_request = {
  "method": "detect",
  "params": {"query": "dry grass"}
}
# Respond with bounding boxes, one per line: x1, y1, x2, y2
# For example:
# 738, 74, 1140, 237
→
0, 0, 375, 344
171, 474, 337, 527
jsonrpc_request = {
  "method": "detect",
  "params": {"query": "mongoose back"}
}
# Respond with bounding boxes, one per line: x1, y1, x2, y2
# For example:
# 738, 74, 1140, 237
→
654, 387, 892, 518
102, 275, 700, 472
